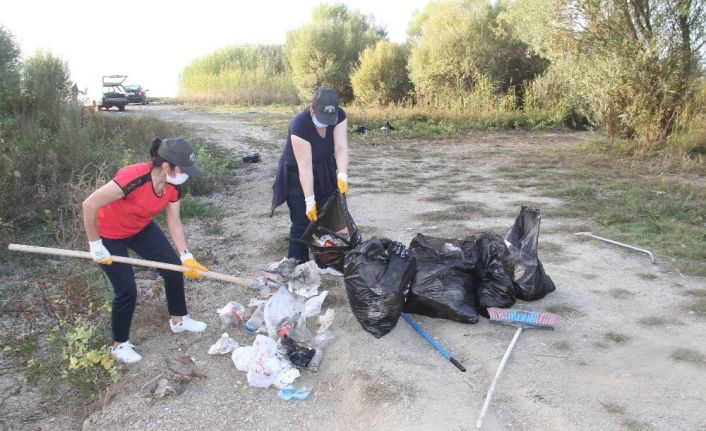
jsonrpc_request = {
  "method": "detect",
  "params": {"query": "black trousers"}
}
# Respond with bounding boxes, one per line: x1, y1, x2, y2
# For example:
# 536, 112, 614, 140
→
286, 180, 334, 263
101, 221, 187, 342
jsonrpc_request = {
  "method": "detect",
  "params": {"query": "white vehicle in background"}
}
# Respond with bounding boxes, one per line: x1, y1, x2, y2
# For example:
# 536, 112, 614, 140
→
98, 75, 129, 111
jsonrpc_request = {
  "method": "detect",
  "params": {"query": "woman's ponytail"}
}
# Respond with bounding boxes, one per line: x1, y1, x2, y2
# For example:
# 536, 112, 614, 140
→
149, 138, 162, 162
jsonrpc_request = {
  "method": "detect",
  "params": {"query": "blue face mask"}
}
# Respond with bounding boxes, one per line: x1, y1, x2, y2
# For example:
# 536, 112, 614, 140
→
312, 115, 327, 128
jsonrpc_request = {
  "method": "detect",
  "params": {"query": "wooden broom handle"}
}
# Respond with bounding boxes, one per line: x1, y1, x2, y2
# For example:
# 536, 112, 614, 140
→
8, 243, 254, 287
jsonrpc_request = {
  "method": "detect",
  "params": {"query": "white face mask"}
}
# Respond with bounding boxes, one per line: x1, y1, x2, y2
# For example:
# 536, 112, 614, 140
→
166, 172, 189, 185
312, 115, 328, 128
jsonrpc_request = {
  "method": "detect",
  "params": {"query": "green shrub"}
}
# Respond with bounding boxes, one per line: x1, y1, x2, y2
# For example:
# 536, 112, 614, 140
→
0, 105, 233, 248
351, 40, 412, 106
286, 3, 383, 102
0, 26, 21, 114
407, 0, 547, 107
21, 50, 71, 127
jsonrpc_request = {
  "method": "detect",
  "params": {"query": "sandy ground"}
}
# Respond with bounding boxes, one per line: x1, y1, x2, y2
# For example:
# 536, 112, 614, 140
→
14, 104, 706, 431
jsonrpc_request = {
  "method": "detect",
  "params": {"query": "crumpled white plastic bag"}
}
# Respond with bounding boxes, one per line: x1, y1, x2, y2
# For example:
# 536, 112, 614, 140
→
208, 333, 239, 355
232, 346, 253, 372
246, 335, 281, 388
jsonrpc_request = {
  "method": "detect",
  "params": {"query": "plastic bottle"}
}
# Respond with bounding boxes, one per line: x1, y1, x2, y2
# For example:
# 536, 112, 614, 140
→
244, 303, 265, 334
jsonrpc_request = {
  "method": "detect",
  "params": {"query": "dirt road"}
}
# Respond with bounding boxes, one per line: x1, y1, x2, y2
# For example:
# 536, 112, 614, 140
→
83, 105, 706, 431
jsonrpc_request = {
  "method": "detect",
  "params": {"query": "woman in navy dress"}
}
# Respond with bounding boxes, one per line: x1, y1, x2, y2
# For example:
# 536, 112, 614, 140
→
271, 86, 349, 263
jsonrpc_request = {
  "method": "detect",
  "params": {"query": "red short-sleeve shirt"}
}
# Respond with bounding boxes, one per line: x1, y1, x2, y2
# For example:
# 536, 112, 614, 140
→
98, 162, 181, 239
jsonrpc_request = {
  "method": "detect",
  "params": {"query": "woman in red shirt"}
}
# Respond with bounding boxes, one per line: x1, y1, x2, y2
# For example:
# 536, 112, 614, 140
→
82, 137, 209, 364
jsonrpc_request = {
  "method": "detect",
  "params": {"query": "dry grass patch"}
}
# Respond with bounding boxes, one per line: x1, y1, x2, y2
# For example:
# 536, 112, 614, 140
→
687, 298, 706, 317
600, 400, 626, 415
623, 419, 650, 431
416, 202, 493, 222
637, 316, 668, 327
353, 370, 418, 404
603, 332, 630, 344
609, 288, 634, 299
544, 304, 584, 317
671, 348, 706, 367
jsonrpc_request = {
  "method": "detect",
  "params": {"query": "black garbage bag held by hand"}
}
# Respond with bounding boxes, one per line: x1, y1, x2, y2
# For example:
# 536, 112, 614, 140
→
505, 206, 556, 301
344, 237, 416, 338
291, 191, 362, 272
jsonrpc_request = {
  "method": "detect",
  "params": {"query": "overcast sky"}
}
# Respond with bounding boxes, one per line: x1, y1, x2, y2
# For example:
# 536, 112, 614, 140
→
2, 0, 430, 98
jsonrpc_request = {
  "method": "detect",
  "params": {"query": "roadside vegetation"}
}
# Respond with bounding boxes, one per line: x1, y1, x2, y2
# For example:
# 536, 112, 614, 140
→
179, 0, 705, 278
0, 26, 235, 426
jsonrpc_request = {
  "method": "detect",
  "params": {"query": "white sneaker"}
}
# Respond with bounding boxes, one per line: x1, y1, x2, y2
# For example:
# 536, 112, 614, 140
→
110, 341, 142, 364
169, 315, 207, 333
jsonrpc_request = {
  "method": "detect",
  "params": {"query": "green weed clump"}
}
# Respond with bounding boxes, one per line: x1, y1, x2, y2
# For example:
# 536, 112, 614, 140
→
0, 106, 234, 250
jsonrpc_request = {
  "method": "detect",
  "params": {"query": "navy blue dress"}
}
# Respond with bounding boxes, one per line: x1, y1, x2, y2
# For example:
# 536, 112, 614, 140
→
271, 107, 347, 262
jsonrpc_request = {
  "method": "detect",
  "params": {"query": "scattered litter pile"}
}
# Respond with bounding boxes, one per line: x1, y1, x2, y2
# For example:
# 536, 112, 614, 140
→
345, 206, 556, 337
208, 258, 337, 400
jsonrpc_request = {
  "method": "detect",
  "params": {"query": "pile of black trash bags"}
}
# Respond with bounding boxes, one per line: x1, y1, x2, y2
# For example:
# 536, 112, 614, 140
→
344, 206, 556, 338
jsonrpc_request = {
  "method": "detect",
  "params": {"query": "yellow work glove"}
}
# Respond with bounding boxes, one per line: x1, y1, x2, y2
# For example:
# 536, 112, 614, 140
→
337, 172, 348, 194
89, 239, 112, 265
180, 252, 208, 280
305, 195, 317, 222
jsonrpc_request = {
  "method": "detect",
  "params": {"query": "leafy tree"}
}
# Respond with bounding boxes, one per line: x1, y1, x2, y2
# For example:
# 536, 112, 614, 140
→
285, 4, 384, 102
351, 40, 412, 106
407, 0, 548, 106
0, 26, 21, 114
22, 50, 71, 124
504, 0, 706, 144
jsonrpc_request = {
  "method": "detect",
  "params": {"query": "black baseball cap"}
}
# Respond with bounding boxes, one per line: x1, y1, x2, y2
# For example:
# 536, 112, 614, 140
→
312, 86, 340, 126
157, 137, 203, 177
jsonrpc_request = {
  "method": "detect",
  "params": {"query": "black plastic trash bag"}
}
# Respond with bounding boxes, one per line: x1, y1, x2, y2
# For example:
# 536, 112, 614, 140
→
344, 237, 416, 338
404, 234, 480, 324
505, 206, 556, 301
291, 191, 362, 272
281, 335, 316, 367
462, 233, 516, 313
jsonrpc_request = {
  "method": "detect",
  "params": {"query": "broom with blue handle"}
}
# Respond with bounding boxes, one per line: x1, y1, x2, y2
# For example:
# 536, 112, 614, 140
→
476, 308, 560, 429
401, 313, 466, 372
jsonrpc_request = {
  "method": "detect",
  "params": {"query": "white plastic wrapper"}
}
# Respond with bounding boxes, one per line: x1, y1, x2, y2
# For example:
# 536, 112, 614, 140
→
208, 333, 239, 355
217, 301, 245, 326
318, 308, 335, 333
273, 367, 301, 389
304, 291, 328, 318
264, 285, 305, 338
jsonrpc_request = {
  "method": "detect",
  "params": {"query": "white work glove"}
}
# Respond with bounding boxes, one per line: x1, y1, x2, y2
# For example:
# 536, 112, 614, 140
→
89, 239, 112, 265
305, 195, 317, 221
337, 172, 348, 194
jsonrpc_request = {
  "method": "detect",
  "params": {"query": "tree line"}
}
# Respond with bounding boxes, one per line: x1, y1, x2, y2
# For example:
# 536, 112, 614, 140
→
179, 0, 706, 151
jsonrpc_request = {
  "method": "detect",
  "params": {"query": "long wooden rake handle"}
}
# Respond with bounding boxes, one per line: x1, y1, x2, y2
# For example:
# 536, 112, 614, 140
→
476, 326, 523, 429
8, 243, 254, 287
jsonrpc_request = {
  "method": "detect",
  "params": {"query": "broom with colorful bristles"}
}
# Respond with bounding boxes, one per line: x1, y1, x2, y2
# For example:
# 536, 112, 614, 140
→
475, 307, 560, 429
